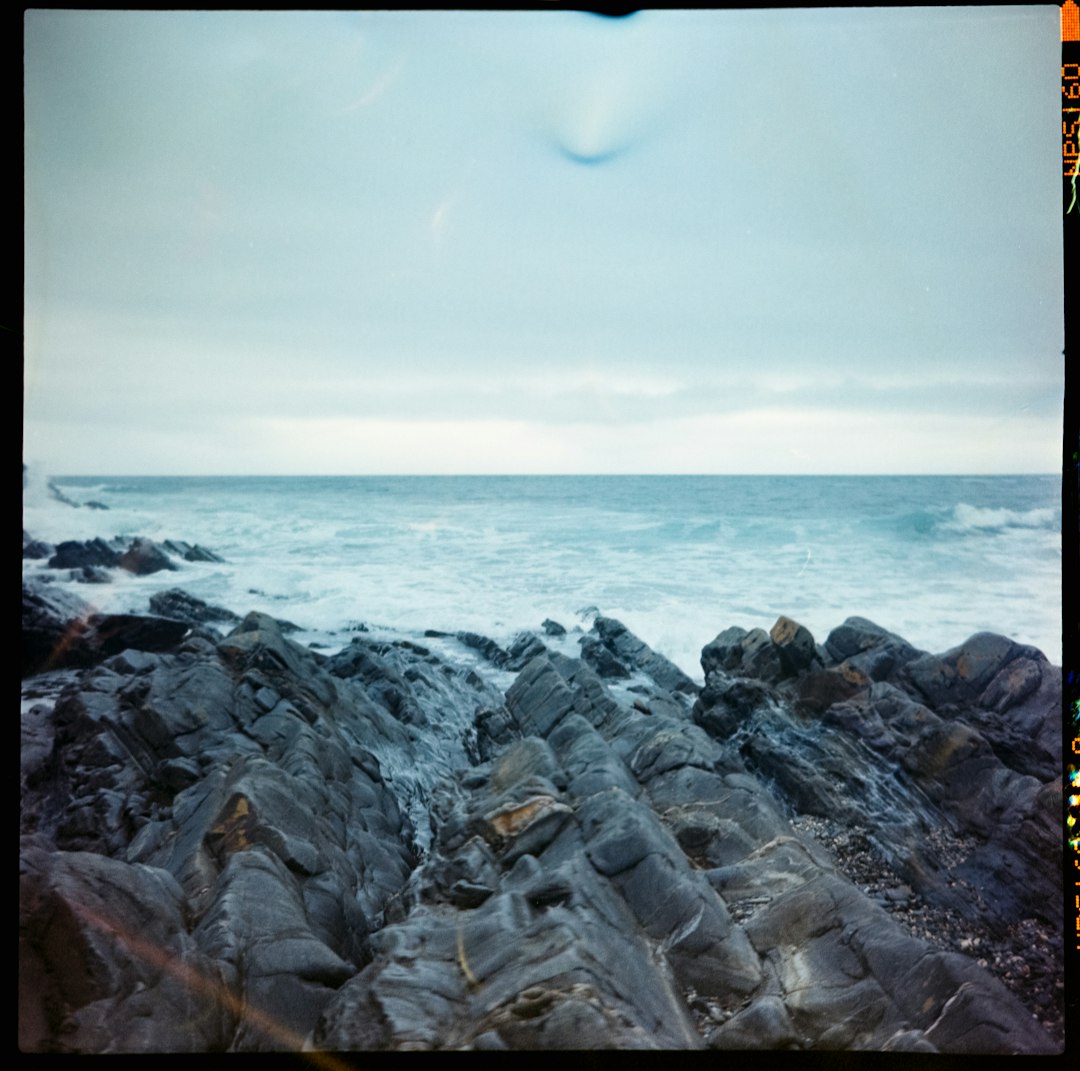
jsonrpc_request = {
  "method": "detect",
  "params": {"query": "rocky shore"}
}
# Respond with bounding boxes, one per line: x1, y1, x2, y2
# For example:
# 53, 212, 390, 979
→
20, 536, 1065, 1052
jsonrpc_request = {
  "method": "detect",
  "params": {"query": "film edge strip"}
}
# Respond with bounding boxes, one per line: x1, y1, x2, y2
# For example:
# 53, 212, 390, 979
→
1062, 5, 1079, 1027
1065, 1, 1079, 209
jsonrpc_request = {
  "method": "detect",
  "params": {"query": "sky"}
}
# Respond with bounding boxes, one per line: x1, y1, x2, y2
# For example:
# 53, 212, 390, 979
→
23, 7, 1064, 475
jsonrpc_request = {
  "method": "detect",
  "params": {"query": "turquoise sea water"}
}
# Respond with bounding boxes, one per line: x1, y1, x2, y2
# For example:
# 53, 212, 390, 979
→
23, 473, 1062, 677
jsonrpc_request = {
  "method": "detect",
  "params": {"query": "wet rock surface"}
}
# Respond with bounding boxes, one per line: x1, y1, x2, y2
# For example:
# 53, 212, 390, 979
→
38, 536, 224, 580
788, 814, 1065, 1044
20, 590, 1064, 1053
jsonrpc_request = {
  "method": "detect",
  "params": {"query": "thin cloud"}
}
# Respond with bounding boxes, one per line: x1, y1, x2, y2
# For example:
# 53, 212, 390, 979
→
23, 9, 1062, 475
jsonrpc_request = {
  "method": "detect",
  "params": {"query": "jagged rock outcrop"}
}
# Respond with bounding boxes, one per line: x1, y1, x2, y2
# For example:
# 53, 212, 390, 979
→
592, 615, 699, 695
692, 615, 1062, 942
148, 589, 242, 629
23, 530, 54, 560
42, 536, 223, 578
22, 613, 427, 1051
20, 594, 1063, 1053
22, 582, 97, 677
116, 537, 178, 576
161, 540, 225, 563
22, 582, 196, 677
48, 537, 126, 571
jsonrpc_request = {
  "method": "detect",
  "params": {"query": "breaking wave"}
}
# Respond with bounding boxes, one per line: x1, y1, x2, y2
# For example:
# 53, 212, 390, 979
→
939, 503, 1059, 534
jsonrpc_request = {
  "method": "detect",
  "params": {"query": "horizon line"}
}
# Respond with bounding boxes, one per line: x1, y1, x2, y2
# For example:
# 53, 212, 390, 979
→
37, 471, 1062, 480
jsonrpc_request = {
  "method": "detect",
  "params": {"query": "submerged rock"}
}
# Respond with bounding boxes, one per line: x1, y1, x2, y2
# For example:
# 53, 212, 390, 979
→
161, 539, 225, 563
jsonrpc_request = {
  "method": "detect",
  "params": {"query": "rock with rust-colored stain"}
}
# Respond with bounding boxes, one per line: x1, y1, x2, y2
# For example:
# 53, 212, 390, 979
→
769, 616, 817, 678
482, 795, 573, 863
795, 664, 870, 714
205, 795, 257, 862
486, 795, 562, 839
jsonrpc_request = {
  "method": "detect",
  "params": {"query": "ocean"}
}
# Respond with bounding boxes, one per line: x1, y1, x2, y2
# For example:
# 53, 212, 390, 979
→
22, 473, 1062, 678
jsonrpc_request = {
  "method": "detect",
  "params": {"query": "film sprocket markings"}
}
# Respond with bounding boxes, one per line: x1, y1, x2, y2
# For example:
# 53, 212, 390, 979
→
1072, 722, 1080, 949
1065, 77, 1078, 176
1065, 9, 1079, 204
1063, 3, 1079, 979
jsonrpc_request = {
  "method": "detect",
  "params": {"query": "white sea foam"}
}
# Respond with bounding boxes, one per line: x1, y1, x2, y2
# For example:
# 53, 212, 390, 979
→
22, 474, 1062, 671
940, 503, 1058, 533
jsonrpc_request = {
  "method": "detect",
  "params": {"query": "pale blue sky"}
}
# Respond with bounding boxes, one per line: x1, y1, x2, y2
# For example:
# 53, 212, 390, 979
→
24, 8, 1063, 474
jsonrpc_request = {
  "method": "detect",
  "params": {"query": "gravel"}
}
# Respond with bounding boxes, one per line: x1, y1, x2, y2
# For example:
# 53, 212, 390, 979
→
789, 813, 1064, 1049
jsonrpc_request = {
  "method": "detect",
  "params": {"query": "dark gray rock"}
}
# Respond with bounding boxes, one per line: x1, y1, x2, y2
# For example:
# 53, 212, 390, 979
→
48, 537, 122, 570
68, 565, 113, 583
693, 673, 776, 737
162, 539, 224, 562
192, 847, 356, 1050
592, 615, 699, 695
769, 615, 818, 677
456, 631, 511, 668
314, 732, 709, 1051
702, 626, 783, 683
22, 581, 193, 676
578, 634, 631, 678
903, 632, 1030, 708
46, 480, 82, 507
966, 651, 1061, 780
22, 581, 97, 676
20, 595, 1063, 1053
707, 994, 801, 1049
473, 705, 520, 762
77, 613, 194, 666
23, 532, 54, 559
149, 588, 242, 628
117, 537, 178, 576
505, 656, 577, 738
42, 535, 222, 575
694, 625, 1064, 958
794, 663, 871, 715
737, 868, 1057, 1052
547, 714, 642, 799
19, 844, 232, 1052
700, 625, 750, 674
900, 633, 1060, 780
824, 616, 926, 681
505, 631, 547, 671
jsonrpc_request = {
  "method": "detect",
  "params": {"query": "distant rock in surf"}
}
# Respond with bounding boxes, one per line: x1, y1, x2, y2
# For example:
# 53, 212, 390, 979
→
42, 536, 224, 578
149, 588, 242, 629
161, 539, 224, 563
48, 537, 124, 571
22, 532, 53, 560
116, 537, 178, 576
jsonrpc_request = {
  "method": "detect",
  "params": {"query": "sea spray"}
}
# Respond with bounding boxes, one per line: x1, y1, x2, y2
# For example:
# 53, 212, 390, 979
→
24, 473, 1061, 670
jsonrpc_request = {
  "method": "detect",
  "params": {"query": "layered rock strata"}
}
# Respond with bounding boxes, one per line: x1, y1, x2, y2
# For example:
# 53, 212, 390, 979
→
20, 588, 1063, 1053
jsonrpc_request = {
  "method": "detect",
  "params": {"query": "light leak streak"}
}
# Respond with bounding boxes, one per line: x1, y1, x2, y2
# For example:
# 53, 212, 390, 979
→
57, 895, 357, 1063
